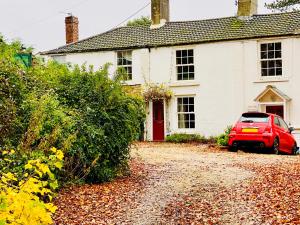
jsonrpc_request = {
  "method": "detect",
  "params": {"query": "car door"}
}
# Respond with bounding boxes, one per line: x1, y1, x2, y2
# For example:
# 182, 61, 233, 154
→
273, 116, 287, 152
278, 117, 294, 153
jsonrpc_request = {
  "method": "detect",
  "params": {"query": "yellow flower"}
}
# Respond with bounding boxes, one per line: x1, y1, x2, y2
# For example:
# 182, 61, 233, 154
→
50, 147, 57, 153
25, 163, 33, 170
55, 150, 64, 161
5, 172, 17, 181
2, 150, 8, 155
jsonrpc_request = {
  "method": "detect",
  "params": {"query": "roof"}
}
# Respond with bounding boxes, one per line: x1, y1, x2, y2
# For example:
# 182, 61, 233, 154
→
43, 11, 300, 55
254, 85, 292, 102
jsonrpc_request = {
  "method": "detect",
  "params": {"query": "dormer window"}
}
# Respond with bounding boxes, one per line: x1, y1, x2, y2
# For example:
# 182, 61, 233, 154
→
117, 51, 132, 80
176, 49, 195, 80
260, 42, 282, 77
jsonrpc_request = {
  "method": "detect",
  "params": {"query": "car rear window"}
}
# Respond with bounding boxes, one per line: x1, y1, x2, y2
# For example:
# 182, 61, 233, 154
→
239, 113, 270, 123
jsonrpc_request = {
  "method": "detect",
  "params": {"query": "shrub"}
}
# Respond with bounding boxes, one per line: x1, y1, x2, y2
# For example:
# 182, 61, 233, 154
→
166, 133, 215, 144
0, 48, 28, 147
18, 93, 75, 153
0, 148, 64, 225
217, 126, 232, 147
44, 64, 145, 183
0, 38, 145, 184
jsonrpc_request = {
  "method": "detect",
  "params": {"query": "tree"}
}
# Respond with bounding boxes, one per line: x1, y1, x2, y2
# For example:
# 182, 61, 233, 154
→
127, 16, 151, 27
265, 0, 300, 11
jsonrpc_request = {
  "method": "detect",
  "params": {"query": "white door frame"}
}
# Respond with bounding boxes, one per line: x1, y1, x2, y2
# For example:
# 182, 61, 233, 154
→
258, 101, 287, 121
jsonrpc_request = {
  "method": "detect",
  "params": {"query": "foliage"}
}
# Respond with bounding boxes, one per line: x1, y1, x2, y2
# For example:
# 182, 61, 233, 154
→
127, 16, 152, 27
265, 0, 300, 11
166, 133, 216, 144
0, 40, 28, 147
216, 126, 232, 147
114, 66, 131, 81
19, 93, 75, 154
142, 83, 173, 102
0, 148, 64, 225
40, 63, 145, 182
0, 37, 145, 183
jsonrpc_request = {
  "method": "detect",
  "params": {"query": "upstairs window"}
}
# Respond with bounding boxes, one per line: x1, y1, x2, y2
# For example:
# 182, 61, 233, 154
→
177, 97, 195, 129
176, 49, 195, 80
117, 51, 132, 80
260, 42, 282, 77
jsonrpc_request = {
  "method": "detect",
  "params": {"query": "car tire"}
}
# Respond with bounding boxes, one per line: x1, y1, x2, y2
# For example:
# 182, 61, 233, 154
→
292, 143, 298, 155
273, 138, 280, 155
229, 145, 238, 152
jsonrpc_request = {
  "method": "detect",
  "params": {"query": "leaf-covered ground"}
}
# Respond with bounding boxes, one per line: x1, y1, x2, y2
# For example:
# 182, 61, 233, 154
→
54, 143, 300, 225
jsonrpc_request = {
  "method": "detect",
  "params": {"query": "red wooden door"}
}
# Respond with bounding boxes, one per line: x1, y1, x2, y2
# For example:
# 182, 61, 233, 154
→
266, 106, 284, 119
153, 100, 165, 141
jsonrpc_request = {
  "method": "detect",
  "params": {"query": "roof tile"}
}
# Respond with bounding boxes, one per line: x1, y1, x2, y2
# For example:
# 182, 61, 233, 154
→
43, 11, 300, 54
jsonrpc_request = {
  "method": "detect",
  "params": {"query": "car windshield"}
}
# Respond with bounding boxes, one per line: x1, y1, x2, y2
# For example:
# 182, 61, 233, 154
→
239, 113, 270, 123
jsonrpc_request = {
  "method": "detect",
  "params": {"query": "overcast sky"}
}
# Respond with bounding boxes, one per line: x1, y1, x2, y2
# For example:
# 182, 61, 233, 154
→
0, 0, 274, 52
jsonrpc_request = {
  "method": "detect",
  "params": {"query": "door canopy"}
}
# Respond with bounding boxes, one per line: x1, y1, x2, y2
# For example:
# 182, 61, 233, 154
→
254, 85, 291, 103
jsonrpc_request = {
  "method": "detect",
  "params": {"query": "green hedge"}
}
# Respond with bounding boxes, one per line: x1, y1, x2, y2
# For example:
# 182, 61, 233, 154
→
0, 38, 145, 183
166, 133, 216, 144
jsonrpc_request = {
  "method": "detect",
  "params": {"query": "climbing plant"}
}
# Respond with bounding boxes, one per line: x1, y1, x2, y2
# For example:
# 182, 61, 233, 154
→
142, 83, 173, 102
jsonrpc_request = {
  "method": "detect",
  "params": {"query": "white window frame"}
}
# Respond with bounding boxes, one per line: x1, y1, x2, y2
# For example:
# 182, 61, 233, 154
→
117, 50, 133, 81
176, 49, 195, 81
260, 42, 282, 77
177, 97, 195, 129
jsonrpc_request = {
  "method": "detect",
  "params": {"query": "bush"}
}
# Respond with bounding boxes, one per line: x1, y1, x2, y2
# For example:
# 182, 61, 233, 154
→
0, 40, 28, 147
166, 133, 216, 144
0, 148, 64, 225
42, 63, 145, 183
217, 126, 232, 147
0, 38, 145, 184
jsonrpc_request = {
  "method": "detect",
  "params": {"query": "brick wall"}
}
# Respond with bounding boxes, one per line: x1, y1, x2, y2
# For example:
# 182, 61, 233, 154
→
65, 16, 79, 44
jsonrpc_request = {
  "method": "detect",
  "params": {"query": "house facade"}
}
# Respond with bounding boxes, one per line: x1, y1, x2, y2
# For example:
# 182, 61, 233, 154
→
43, 0, 300, 143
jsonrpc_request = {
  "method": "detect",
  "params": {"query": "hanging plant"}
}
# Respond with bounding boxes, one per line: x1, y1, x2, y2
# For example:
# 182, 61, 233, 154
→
142, 83, 173, 102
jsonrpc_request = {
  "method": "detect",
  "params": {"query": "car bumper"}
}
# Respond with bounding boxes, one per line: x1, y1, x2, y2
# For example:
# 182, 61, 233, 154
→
228, 133, 274, 148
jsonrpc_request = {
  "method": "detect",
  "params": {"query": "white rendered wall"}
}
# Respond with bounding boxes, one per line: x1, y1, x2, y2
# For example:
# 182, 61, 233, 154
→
48, 36, 300, 143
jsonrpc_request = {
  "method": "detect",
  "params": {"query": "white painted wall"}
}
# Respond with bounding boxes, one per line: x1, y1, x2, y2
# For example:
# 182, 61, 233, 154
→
48, 36, 300, 143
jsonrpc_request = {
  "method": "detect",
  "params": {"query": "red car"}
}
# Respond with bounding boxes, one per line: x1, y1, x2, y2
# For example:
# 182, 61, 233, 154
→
228, 112, 298, 155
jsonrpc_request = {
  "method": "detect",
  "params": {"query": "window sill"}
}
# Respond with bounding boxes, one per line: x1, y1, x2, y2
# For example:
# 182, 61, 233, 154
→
173, 128, 196, 132
121, 80, 137, 86
169, 81, 200, 87
253, 77, 289, 83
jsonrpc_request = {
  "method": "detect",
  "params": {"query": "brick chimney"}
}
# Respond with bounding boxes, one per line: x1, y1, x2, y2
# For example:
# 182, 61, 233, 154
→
151, 0, 169, 28
65, 15, 79, 44
237, 0, 258, 17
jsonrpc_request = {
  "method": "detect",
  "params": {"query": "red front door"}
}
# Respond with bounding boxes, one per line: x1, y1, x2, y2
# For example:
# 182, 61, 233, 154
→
153, 100, 165, 141
266, 105, 284, 119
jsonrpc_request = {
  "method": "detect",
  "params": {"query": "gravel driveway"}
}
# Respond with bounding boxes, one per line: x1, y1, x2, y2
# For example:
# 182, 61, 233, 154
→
54, 143, 300, 225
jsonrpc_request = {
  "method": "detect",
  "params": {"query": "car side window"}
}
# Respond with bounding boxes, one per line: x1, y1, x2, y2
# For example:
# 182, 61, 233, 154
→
274, 117, 281, 127
279, 118, 289, 131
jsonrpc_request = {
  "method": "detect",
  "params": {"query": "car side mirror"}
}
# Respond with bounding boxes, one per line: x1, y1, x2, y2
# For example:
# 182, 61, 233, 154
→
289, 127, 295, 133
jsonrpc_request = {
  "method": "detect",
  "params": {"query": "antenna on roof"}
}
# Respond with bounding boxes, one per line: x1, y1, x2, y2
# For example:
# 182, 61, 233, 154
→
59, 12, 73, 17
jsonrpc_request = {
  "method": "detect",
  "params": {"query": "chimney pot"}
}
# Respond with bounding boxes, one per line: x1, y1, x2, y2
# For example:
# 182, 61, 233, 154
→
65, 15, 79, 44
237, 0, 258, 17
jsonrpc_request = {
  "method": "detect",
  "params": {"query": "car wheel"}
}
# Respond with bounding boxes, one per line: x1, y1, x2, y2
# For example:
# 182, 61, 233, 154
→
229, 145, 238, 152
273, 138, 280, 155
292, 143, 298, 155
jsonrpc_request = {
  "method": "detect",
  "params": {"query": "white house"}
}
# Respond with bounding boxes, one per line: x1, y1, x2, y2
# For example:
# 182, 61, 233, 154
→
42, 0, 300, 143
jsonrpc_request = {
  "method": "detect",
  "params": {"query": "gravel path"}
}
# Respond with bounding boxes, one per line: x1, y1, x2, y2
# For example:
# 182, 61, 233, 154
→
54, 143, 300, 225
